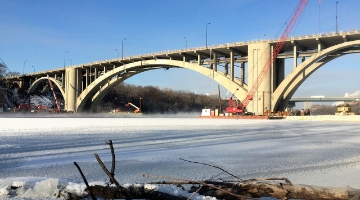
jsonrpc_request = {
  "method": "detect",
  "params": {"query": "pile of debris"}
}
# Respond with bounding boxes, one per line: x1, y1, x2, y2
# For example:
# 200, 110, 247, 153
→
0, 86, 54, 112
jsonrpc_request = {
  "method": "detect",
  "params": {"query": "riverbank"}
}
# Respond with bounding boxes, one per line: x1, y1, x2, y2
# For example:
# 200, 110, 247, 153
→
285, 115, 360, 121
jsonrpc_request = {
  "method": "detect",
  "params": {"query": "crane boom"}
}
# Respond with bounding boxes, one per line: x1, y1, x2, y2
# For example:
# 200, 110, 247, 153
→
241, 0, 308, 109
126, 102, 141, 113
47, 75, 61, 112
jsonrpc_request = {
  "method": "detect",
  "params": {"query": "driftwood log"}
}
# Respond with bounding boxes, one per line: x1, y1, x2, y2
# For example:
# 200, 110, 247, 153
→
190, 181, 360, 200
68, 140, 360, 200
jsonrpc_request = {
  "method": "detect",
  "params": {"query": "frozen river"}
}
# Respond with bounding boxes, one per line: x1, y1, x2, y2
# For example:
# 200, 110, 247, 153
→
1, 115, 360, 198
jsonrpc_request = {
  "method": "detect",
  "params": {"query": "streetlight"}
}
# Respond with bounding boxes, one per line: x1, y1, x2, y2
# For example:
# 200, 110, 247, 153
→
336, 1, 338, 34
184, 37, 187, 49
122, 38, 126, 59
32, 66, 35, 73
206, 22, 210, 48
68, 59, 72, 65
64, 51, 69, 68
23, 60, 28, 75
115, 49, 119, 58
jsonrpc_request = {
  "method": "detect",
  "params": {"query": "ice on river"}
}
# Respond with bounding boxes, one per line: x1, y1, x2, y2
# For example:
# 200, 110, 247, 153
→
1, 116, 360, 199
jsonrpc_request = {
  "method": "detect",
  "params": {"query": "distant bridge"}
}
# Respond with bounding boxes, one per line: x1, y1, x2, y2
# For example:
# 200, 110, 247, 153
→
289, 97, 360, 102
3, 29, 360, 113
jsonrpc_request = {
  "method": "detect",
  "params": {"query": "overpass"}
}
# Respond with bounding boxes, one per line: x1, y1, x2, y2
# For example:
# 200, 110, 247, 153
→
290, 97, 360, 102
3, 29, 360, 113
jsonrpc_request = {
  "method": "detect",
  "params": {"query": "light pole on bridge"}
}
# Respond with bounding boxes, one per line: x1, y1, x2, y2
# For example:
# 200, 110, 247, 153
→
23, 60, 28, 75
206, 22, 210, 48
115, 49, 119, 58
32, 66, 35, 73
64, 51, 69, 68
184, 37, 187, 49
122, 38, 126, 59
336, 1, 338, 34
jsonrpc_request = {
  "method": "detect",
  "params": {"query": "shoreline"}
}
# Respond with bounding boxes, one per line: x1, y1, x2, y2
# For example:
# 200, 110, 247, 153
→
285, 115, 360, 121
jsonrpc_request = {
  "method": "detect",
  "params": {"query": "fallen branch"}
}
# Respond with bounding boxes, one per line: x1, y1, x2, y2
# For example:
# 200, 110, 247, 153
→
69, 140, 360, 200
86, 185, 188, 200
145, 174, 247, 200
179, 158, 242, 181
73, 162, 96, 200
94, 153, 132, 200
106, 140, 116, 181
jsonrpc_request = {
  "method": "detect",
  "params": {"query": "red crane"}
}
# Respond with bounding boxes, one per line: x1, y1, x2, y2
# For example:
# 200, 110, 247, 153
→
237, 0, 308, 112
47, 75, 61, 113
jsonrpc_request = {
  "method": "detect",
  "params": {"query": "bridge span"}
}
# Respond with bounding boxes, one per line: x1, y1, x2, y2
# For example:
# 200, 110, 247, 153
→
3, 30, 360, 113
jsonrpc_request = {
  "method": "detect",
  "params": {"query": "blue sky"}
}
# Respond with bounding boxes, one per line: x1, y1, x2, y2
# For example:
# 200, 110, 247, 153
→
1, 0, 359, 100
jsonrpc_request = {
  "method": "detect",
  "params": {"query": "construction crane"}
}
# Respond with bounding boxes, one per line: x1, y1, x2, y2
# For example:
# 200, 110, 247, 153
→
237, 0, 308, 112
126, 102, 141, 113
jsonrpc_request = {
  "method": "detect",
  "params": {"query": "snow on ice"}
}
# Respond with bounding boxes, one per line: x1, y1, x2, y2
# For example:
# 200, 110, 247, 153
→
1, 116, 360, 199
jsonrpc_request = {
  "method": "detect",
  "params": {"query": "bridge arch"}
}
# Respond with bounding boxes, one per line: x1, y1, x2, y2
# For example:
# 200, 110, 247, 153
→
272, 40, 360, 111
76, 59, 248, 112
28, 77, 65, 98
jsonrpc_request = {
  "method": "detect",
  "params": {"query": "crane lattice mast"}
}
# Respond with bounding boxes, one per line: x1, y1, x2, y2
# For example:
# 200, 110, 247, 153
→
241, 0, 308, 109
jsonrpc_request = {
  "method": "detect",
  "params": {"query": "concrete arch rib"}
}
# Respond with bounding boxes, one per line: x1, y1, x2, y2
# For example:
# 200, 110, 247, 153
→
28, 77, 65, 98
77, 70, 148, 112
272, 40, 360, 111
76, 59, 248, 112
90, 71, 144, 108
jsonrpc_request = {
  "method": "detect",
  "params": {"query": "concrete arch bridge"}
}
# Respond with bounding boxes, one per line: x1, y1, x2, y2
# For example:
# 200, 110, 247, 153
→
4, 30, 360, 113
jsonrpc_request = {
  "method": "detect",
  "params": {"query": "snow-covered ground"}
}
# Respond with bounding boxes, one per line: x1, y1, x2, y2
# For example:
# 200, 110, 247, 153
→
1, 115, 360, 199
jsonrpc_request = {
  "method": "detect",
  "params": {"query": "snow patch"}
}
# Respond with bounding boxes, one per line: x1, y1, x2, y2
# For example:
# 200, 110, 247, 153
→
0, 178, 13, 197
20, 178, 59, 198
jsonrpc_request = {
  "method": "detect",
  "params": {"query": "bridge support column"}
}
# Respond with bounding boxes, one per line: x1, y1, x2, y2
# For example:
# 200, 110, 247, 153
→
272, 58, 284, 92
197, 54, 202, 65
230, 50, 234, 81
86, 68, 89, 88
213, 52, 217, 71
77, 69, 82, 96
293, 44, 298, 69
65, 67, 77, 112
61, 72, 65, 87
224, 63, 228, 76
240, 62, 245, 85
247, 43, 271, 114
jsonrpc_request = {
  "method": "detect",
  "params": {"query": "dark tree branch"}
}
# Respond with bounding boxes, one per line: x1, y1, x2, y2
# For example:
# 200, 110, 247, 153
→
179, 158, 242, 181
94, 153, 132, 200
73, 162, 96, 200
106, 140, 116, 182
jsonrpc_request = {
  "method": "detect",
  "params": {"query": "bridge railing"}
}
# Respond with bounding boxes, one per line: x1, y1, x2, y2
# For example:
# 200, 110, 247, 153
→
8, 29, 360, 77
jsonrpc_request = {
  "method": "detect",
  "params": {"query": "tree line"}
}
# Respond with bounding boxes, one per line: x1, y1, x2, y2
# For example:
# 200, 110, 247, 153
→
309, 103, 360, 115
0, 61, 21, 79
100, 83, 226, 114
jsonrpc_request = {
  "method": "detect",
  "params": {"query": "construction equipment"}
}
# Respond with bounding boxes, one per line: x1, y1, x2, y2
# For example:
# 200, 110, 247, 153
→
15, 103, 31, 112
335, 104, 355, 115
36, 105, 48, 110
47, 75, 61, 113
230, 0, 308, 113
126, 102, 141, 113
226, 97, 245, 114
